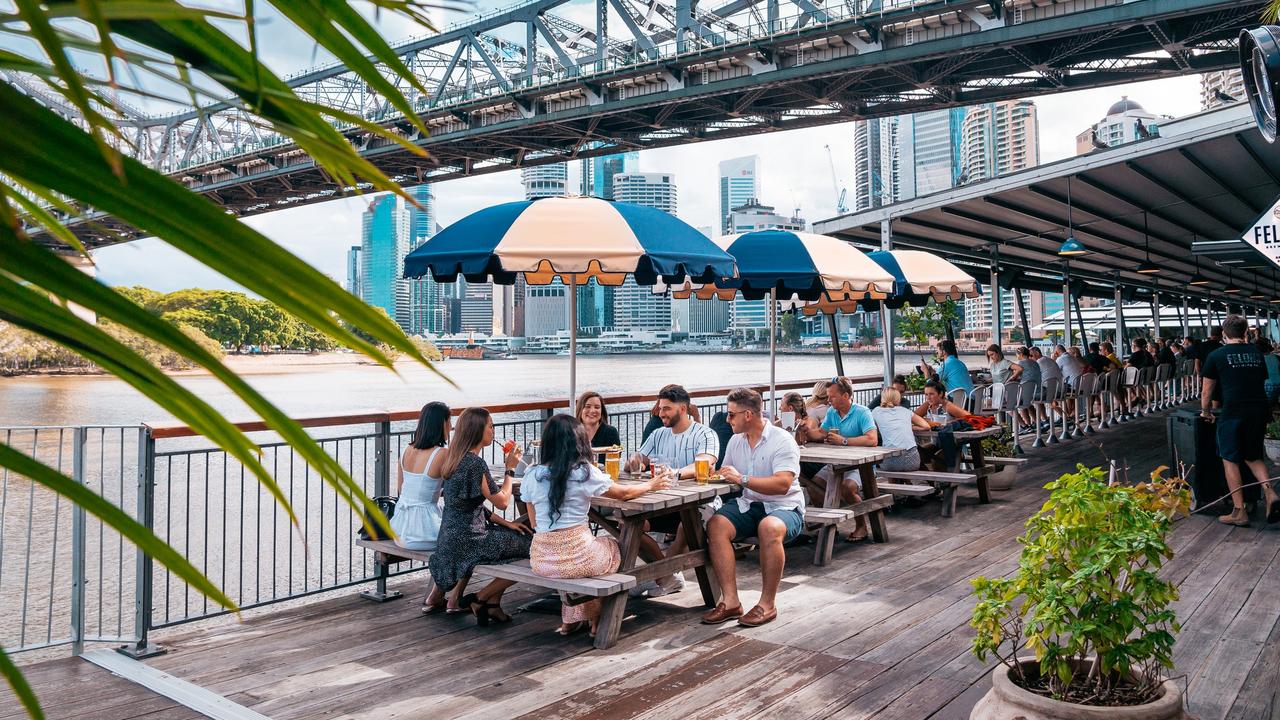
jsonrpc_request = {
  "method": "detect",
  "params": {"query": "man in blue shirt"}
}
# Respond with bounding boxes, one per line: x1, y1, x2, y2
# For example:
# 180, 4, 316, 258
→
920, 339, 974, 394
816, 377, 877, 540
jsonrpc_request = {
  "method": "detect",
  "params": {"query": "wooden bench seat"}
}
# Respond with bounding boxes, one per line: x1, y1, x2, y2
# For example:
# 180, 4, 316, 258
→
984, 456, 1028, 468
355, 538, 431, 602
876, 482, 935, 497
737, 495, 894, 566
874, 470, 979, 518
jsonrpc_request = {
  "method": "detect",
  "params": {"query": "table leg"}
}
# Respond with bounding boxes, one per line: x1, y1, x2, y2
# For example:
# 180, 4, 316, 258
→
595, 516, 645, 651
679, 506, 720, 608
823, 466, 841, 509
970, 439, 991, 505
858, 463, 888, 543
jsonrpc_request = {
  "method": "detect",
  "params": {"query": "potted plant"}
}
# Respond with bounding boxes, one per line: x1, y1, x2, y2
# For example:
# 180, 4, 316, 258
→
969, 465, 1193, 720
980, 430, 1020, 491
1264, 418, 1280, 465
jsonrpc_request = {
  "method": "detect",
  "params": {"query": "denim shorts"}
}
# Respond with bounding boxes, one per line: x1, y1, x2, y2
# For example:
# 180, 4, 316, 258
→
715, 501, 804, 543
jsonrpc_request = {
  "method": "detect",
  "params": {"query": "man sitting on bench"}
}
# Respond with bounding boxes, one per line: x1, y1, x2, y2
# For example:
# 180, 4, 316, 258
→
702, 388, 803, 629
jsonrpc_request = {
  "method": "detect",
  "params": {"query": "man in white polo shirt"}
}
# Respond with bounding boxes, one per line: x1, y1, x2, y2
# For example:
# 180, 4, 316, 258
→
701, 387, 803, 629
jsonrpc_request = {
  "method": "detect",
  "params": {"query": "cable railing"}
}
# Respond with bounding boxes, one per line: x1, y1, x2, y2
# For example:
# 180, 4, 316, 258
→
2, 374, 901, 658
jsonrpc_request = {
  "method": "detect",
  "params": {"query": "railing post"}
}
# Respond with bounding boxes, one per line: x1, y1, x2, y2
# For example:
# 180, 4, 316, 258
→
361, 420, 402, 602
70, 427, 87, 656
120, 426, 165, 658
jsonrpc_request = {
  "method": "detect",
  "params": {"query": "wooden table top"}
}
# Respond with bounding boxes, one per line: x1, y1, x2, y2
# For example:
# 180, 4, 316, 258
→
797, 444, 906, 465
590, 479, 733, 515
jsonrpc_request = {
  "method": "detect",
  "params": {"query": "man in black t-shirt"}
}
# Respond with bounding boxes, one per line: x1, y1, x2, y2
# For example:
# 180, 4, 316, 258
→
1156, 338, 1176, 366
1201, 315, 1280, 526
1083, 342, 1108, 375
1127, 338, 1155, 369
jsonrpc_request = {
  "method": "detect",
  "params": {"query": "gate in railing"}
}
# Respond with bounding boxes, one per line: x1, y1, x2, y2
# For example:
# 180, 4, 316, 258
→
1, 375, 899, 657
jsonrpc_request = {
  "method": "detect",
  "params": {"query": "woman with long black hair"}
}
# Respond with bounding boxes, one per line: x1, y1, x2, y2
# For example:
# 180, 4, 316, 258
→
523, 414, 670, 637
427, 407, 532, 625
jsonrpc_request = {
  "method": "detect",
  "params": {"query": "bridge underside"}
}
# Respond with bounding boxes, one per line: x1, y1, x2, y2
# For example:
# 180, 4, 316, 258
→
30, 0, 1265, 250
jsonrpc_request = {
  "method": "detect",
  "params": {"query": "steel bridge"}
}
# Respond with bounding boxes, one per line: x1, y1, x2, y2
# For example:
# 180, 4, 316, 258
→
10, 0, 1264, 249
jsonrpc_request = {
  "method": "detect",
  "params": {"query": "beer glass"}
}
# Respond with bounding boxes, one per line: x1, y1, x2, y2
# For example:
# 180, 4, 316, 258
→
695, 458, 711, 484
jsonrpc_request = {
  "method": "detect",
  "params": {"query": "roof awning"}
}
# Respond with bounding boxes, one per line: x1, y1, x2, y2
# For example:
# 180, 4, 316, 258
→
815, 103, 1280, 305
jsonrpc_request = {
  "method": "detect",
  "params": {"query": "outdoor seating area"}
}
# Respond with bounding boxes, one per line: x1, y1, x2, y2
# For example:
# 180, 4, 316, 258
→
8, 410, 1275, 720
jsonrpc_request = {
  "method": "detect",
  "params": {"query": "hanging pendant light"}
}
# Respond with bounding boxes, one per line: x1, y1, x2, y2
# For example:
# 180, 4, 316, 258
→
1057, 177, 1088, 256
1188, 239, 1209, 285
1224, 267, 1242, 294
1136, 212, 1159, 274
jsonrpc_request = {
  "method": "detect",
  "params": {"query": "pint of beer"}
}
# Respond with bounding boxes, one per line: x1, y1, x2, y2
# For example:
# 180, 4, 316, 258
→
695, 458, 711, 484
604, 448, 622, 481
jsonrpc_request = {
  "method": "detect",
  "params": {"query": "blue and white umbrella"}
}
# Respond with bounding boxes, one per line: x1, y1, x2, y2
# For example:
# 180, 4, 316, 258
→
404, 196, 736, 408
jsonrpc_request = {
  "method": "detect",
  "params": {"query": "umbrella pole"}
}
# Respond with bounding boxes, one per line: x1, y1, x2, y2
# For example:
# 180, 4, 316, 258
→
568, 274, 578, 412
828, 313, 845, 377
769, 288, 777, 418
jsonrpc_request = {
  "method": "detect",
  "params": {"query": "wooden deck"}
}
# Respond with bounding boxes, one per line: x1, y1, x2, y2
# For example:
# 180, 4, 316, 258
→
6, 407, 1279, 720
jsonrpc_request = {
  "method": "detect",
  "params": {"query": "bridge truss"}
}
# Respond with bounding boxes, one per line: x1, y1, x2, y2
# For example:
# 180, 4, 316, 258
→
6, 0, 1264, 249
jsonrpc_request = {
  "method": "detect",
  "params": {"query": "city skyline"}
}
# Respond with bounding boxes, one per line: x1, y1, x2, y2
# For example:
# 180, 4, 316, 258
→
92, 78, 1205, 294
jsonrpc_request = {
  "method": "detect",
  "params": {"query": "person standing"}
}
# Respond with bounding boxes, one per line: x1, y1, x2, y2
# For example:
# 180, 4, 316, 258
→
1200, 315, 1280, 526
702, 388, 804, 628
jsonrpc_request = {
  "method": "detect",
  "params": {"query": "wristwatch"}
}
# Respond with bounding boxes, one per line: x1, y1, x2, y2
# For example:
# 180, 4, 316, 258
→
843, 437, 849, 446
504, 468, 516, 477
741, 475, 751, 489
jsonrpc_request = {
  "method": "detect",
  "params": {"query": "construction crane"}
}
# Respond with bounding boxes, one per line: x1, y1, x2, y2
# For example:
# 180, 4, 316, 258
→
824, 144, 849, 214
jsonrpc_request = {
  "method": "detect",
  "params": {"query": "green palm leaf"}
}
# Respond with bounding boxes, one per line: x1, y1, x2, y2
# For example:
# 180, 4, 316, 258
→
1, 3, 449, 715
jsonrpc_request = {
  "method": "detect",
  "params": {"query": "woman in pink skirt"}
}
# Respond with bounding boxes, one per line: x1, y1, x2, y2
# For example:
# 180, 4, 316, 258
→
522, 414, 671, 636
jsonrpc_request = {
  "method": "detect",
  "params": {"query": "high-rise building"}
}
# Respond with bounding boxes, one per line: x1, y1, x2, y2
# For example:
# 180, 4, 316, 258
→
404, 184, 435, 244
853, 108, 970, 210
584, 152, 638, 200
852, 117, 903, 212
1201, 69, 1245, 110
521, 163, 568, 199
961, 100, 1039, 182
399, 184, 450, 336
964, 290, 1063, 340
611, 172, 676, 332
1073, 97, 1164, 155
457, 278, 497, 334
719, 156, 760, 233
345, 245, 362, 297
913, 108, 968, 194
360, 194, 412, 332
524, 282, 568, 337
726, 203, 806, 338
613, 173, 678, 212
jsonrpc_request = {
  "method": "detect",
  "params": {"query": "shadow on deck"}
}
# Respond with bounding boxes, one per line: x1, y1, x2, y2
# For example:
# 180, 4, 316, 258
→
5, 407, 1278, 720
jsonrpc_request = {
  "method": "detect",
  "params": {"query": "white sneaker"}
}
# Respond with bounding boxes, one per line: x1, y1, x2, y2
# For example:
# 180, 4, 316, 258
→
651, 572, 686, 597
629, 579, 660, 598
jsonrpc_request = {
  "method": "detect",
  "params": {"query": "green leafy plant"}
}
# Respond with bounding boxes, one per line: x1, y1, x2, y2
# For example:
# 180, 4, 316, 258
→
1265, 418, 1280, 441
904, 373, 928, 392
980, 429, 1015, 458
1, 3, 444, 715
970, 465, 1190, 706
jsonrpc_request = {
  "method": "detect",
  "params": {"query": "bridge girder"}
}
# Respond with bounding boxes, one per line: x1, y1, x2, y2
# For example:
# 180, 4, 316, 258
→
16, 0, 1265, 248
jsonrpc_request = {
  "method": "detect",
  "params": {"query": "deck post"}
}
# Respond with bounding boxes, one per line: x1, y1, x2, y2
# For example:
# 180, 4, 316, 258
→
990, 247, 1002, 347
120, 426, 165, 658
1062, 265, 1071, 347
362, 420, 402, 602
880, 219, 894, 385
1114, 276, 1125, 359
1150, 286, 1160, 338
1181, 294, 1190, 338
1014, 289, 1031, 349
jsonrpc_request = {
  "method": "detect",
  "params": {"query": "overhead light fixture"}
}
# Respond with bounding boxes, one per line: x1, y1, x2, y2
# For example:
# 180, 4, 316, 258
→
1189, 240, 1210, 285
1252, 290, 1267, 299
1240, 26, 1280, 143
1136, 212, 1160, 274
1225, 267, 1242, 293
1057, 177, 1088, 256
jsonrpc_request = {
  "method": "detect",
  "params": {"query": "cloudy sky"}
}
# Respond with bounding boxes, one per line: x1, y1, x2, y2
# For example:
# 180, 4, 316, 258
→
88, 3, 1208, 292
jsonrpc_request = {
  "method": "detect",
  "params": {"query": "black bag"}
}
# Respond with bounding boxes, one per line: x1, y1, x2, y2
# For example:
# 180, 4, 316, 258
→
358, 496, 398, 540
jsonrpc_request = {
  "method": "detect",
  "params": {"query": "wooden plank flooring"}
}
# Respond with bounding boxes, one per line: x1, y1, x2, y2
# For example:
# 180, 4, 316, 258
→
5, 406, 1279, 720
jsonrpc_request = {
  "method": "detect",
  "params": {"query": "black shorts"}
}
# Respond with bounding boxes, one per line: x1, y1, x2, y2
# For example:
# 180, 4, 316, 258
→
1217, 411, 1268, 464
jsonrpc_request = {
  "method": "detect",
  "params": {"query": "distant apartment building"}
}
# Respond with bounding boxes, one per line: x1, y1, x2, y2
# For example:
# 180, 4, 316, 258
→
360, 194, 412, 333
1201, 69, 1245, 110
1074, 97, 1165, 155
964, 290, 1064, 341
346, 245, 361, 297
611, 172, 676, 333
524, 283, 568, 337
457, 278, 497, 335
582, 152, 638, 200
852, 107, 969, 211
521, 163, 568, 199
400, 184, 451, 336
719, 155, 760, 233
961, 100, 1038, 182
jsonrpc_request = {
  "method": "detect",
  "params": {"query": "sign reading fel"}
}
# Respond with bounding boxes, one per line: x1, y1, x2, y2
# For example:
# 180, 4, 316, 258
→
1243, 196, 1280, 269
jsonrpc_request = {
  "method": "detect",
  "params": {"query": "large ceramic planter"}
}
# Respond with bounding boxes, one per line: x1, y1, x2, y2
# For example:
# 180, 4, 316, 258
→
970, 659, 1193, 720
986, 462, 1019, 491
1264, 438, 1280, 465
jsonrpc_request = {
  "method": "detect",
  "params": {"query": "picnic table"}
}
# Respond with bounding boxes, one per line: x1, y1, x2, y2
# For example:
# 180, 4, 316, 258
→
581, 475, 732, 648
913, 425, 1003, 505
796, 444, 905, 543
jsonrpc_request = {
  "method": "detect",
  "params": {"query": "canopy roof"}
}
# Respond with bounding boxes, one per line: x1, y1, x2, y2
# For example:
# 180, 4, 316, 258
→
815, 103, 1280, 306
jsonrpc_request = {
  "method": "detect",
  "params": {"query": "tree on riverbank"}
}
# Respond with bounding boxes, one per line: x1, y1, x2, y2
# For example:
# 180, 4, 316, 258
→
0, 319, 223, 374
119, 287, 339, 352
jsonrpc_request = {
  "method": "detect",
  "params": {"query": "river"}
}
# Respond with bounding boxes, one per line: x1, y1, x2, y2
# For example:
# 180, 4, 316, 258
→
0, 351, 980, 427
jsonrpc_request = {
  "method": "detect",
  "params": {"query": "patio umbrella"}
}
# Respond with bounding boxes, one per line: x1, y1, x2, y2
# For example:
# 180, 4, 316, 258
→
403, 196, 736, 409
796, 249, 981, 381
668, 230, 896, 413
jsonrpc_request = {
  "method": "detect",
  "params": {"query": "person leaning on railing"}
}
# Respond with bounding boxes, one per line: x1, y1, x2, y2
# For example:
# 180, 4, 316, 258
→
427, 407, 532, 626
524, 414, 671, 638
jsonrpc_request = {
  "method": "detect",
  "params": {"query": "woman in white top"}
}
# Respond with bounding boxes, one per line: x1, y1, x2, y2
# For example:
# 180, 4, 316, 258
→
395, 402, 461, 614
524, 415, 671, 637
986, 344, 1014, 384
870, 387, 933, 472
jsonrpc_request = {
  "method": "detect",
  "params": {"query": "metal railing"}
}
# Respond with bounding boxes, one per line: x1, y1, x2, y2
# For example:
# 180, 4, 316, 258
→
2, 374, 897, 657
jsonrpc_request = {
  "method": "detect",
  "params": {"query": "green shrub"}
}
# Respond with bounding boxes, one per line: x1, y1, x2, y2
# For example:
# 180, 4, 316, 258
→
970, 465, 1189, 705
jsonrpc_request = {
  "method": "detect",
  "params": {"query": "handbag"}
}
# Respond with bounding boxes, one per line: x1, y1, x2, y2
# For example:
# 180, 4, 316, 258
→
358, 495, 398, 540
